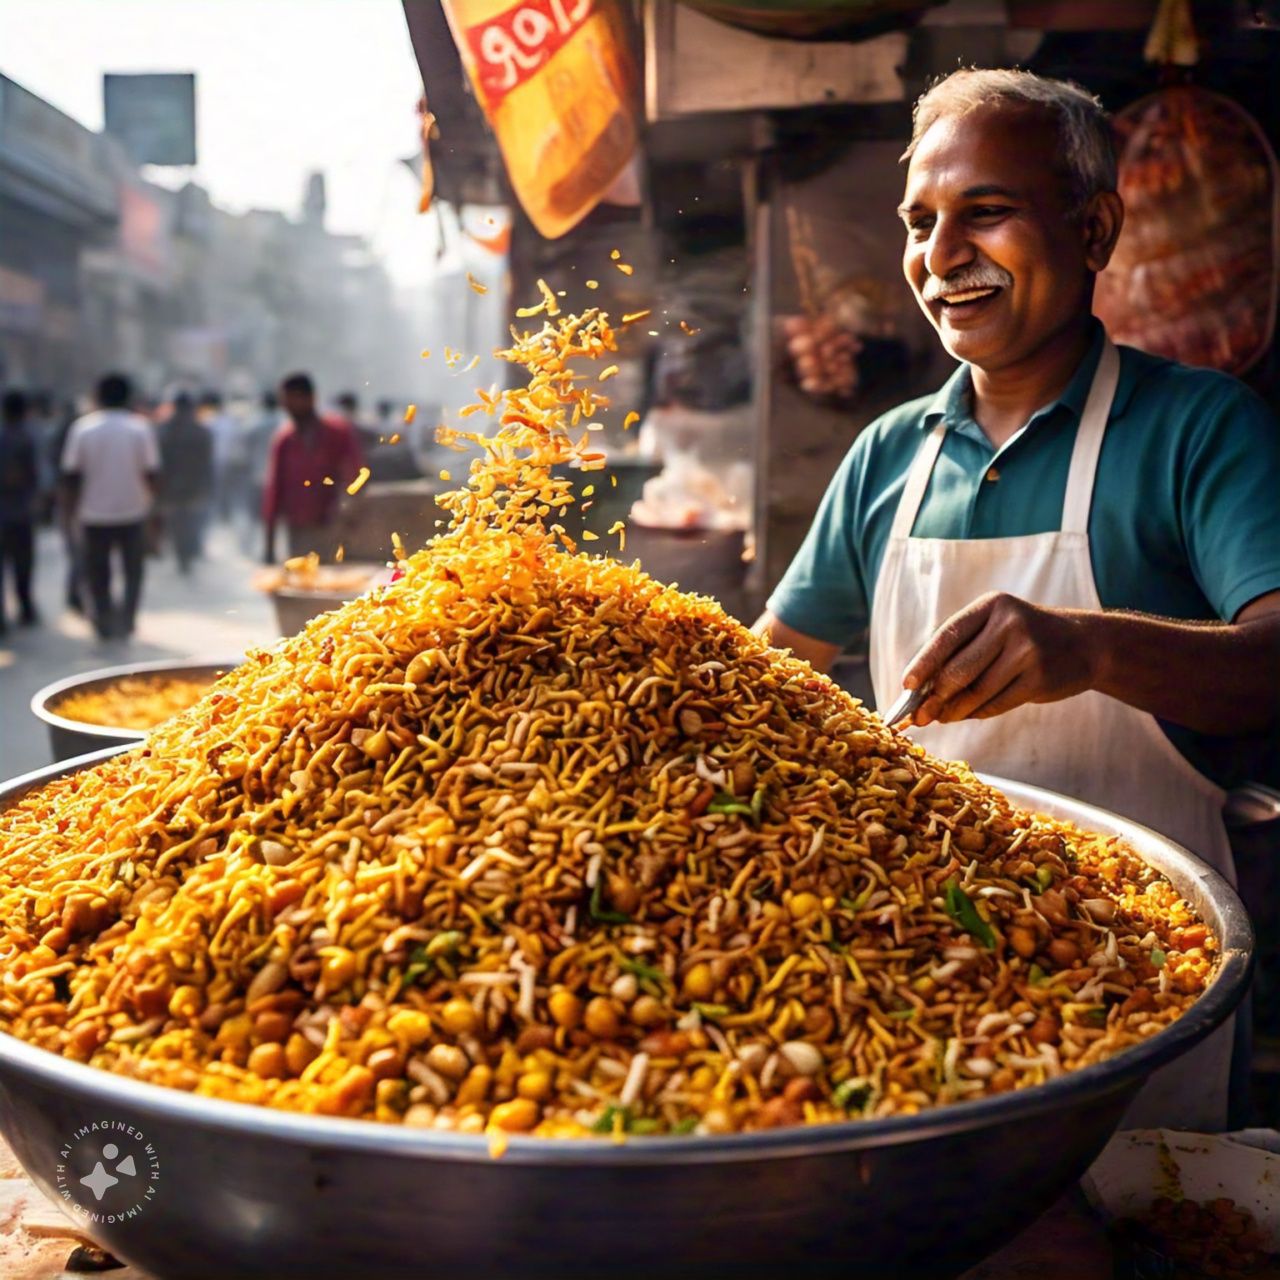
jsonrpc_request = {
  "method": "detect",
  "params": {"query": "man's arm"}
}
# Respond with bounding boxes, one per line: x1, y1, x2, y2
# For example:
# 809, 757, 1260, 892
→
898, 590, 1280, 736
752, 610, 842, 674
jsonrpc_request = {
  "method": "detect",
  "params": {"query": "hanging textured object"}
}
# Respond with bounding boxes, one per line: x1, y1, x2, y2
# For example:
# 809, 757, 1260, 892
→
1095, 1, 1278, 374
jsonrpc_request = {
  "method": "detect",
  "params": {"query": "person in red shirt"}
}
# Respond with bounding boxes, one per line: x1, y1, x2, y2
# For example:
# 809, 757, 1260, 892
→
261, 372, 364, 563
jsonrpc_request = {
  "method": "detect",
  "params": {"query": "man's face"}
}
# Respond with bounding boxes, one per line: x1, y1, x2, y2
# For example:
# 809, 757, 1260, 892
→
281, 385, 314, 420
899, 104, 1103, 372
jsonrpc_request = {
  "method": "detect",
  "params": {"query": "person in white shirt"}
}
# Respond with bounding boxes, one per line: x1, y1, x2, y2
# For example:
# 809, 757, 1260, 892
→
61, 373, 160, 640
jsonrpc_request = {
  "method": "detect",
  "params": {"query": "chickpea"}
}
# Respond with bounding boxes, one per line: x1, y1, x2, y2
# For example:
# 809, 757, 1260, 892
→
67, 1019, 106, 1059
629, 995, 666, 1027
682, 963, 715, 1001
253, 1010, 293, 1044
700, 1107, 736, 1134
516, 1070, 553, 1102
584, 997, 620, 1038
606, 873, 641, 917
248, 1042, 287, 1079
548, 990, 583, 1029
788, 893, 822, 921
439, 998, 480, 1036
387, 1009, 433, 1046
1047, 938, 1080, 969
1007, 924, 1039, 960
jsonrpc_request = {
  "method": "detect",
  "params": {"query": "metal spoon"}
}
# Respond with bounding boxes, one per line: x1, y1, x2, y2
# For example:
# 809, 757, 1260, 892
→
882, 683, 930, 732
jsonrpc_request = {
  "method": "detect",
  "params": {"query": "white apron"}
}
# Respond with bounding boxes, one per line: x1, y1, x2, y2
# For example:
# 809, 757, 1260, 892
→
868, 339, 1235, 1131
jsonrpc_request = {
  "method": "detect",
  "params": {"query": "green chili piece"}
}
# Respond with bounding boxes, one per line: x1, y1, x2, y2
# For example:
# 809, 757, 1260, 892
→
426, 930, 465, 958
750, 786, 766, 822
943, 879, 996, 950
832, 1078, 872, 1112
403, 945, 434, 985
708, 791, 754, 817
589, 877, 631, 924
620, 958, 667, 986
692, 1002, 731, 1019
1150, 948, 1167, 969
1035, 865, 1055, 892
629, 1117, 662, 1136
1027, 963, 1048, 986
1082, 1006, 1109, 1027
671, 1116, 699, 1135
590, 1104, 631, 1134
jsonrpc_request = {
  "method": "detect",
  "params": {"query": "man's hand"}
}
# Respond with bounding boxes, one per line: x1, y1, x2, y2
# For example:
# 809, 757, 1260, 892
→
901, 592, 1097, 726
780, 315, 861, 401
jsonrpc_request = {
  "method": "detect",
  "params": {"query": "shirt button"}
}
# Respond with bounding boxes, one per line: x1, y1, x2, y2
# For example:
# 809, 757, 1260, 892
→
985, 467, 1000, 483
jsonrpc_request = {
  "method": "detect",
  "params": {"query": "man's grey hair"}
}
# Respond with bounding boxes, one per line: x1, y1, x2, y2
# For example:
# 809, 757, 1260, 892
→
903, 68, 1117, 211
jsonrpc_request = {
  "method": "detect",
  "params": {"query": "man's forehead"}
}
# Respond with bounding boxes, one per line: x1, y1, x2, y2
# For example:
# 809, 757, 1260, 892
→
903, 103, 1059, 198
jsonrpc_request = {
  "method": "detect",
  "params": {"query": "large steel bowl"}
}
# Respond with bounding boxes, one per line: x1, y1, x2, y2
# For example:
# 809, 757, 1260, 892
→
30, 659, 240, 762
0, 750, 1253, 1280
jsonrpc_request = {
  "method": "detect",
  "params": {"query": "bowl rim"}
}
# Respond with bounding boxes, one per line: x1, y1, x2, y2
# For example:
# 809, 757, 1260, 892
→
29, 657, 245, 743
0, 747, 1253, 1168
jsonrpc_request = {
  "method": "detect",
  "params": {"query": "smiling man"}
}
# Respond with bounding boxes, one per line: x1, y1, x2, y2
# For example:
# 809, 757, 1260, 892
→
756, 69, 1280, 1129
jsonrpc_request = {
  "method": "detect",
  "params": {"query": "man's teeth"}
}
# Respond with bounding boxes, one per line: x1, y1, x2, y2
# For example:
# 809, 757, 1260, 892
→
941, 287, 998, 304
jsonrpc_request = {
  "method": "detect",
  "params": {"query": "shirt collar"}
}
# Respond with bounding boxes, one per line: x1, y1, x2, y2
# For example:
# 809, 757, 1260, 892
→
919, 320, 1132, 431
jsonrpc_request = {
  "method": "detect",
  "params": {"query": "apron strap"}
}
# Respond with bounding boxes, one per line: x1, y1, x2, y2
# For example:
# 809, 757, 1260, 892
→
1060, 338, 1120, 535
888, 424, 947, 541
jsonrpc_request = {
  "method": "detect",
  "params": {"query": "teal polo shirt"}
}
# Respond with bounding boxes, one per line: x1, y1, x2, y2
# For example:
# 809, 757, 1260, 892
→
768, 323, 1280, 788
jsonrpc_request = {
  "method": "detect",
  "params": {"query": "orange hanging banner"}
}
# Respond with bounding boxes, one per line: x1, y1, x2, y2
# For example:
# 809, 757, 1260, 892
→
441, 0, 640, 239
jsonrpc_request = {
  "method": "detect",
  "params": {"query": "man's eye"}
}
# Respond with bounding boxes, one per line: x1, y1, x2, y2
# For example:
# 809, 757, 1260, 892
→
907, 218, 934, 237
970, 206, 1011, 220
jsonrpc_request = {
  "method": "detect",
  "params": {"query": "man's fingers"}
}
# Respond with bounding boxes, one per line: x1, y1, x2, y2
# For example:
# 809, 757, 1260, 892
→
970, 671, 1038, 720
903, 595, 1000, 692
933, 647, 1023, 723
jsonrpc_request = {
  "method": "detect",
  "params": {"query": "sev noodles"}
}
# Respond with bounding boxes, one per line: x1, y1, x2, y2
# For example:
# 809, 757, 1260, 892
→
0, 293, 1215, 1137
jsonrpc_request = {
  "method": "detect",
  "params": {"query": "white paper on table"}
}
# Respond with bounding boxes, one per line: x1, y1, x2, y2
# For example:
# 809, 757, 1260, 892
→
1081, 1128, 1280, 1249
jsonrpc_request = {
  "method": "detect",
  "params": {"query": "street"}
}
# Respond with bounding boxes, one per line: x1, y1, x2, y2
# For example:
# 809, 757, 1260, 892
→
0, 521, 278, 780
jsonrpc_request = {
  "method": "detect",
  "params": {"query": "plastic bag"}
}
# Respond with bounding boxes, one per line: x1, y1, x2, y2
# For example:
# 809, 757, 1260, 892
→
441, 0, 640, 239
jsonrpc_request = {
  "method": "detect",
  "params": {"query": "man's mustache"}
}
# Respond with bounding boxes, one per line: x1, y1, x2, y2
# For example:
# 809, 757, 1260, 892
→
922, 264, 1014, 302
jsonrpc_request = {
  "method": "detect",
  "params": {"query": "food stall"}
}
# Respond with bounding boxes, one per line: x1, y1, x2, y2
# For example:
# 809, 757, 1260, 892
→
0, 2, 1277, 1277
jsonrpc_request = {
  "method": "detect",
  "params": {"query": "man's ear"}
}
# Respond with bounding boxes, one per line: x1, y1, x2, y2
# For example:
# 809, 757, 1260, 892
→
1080, 190, 1124, 273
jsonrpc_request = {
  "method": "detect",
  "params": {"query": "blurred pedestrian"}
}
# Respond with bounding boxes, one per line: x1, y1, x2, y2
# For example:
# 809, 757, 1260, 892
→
158, 391, 214, 575
27, 391, 59, 523
199, 390, 241, 521
61, 373, 160, 640
0, 389, 40, 633
52, 401, 86, 613
261, 373, 364, 563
